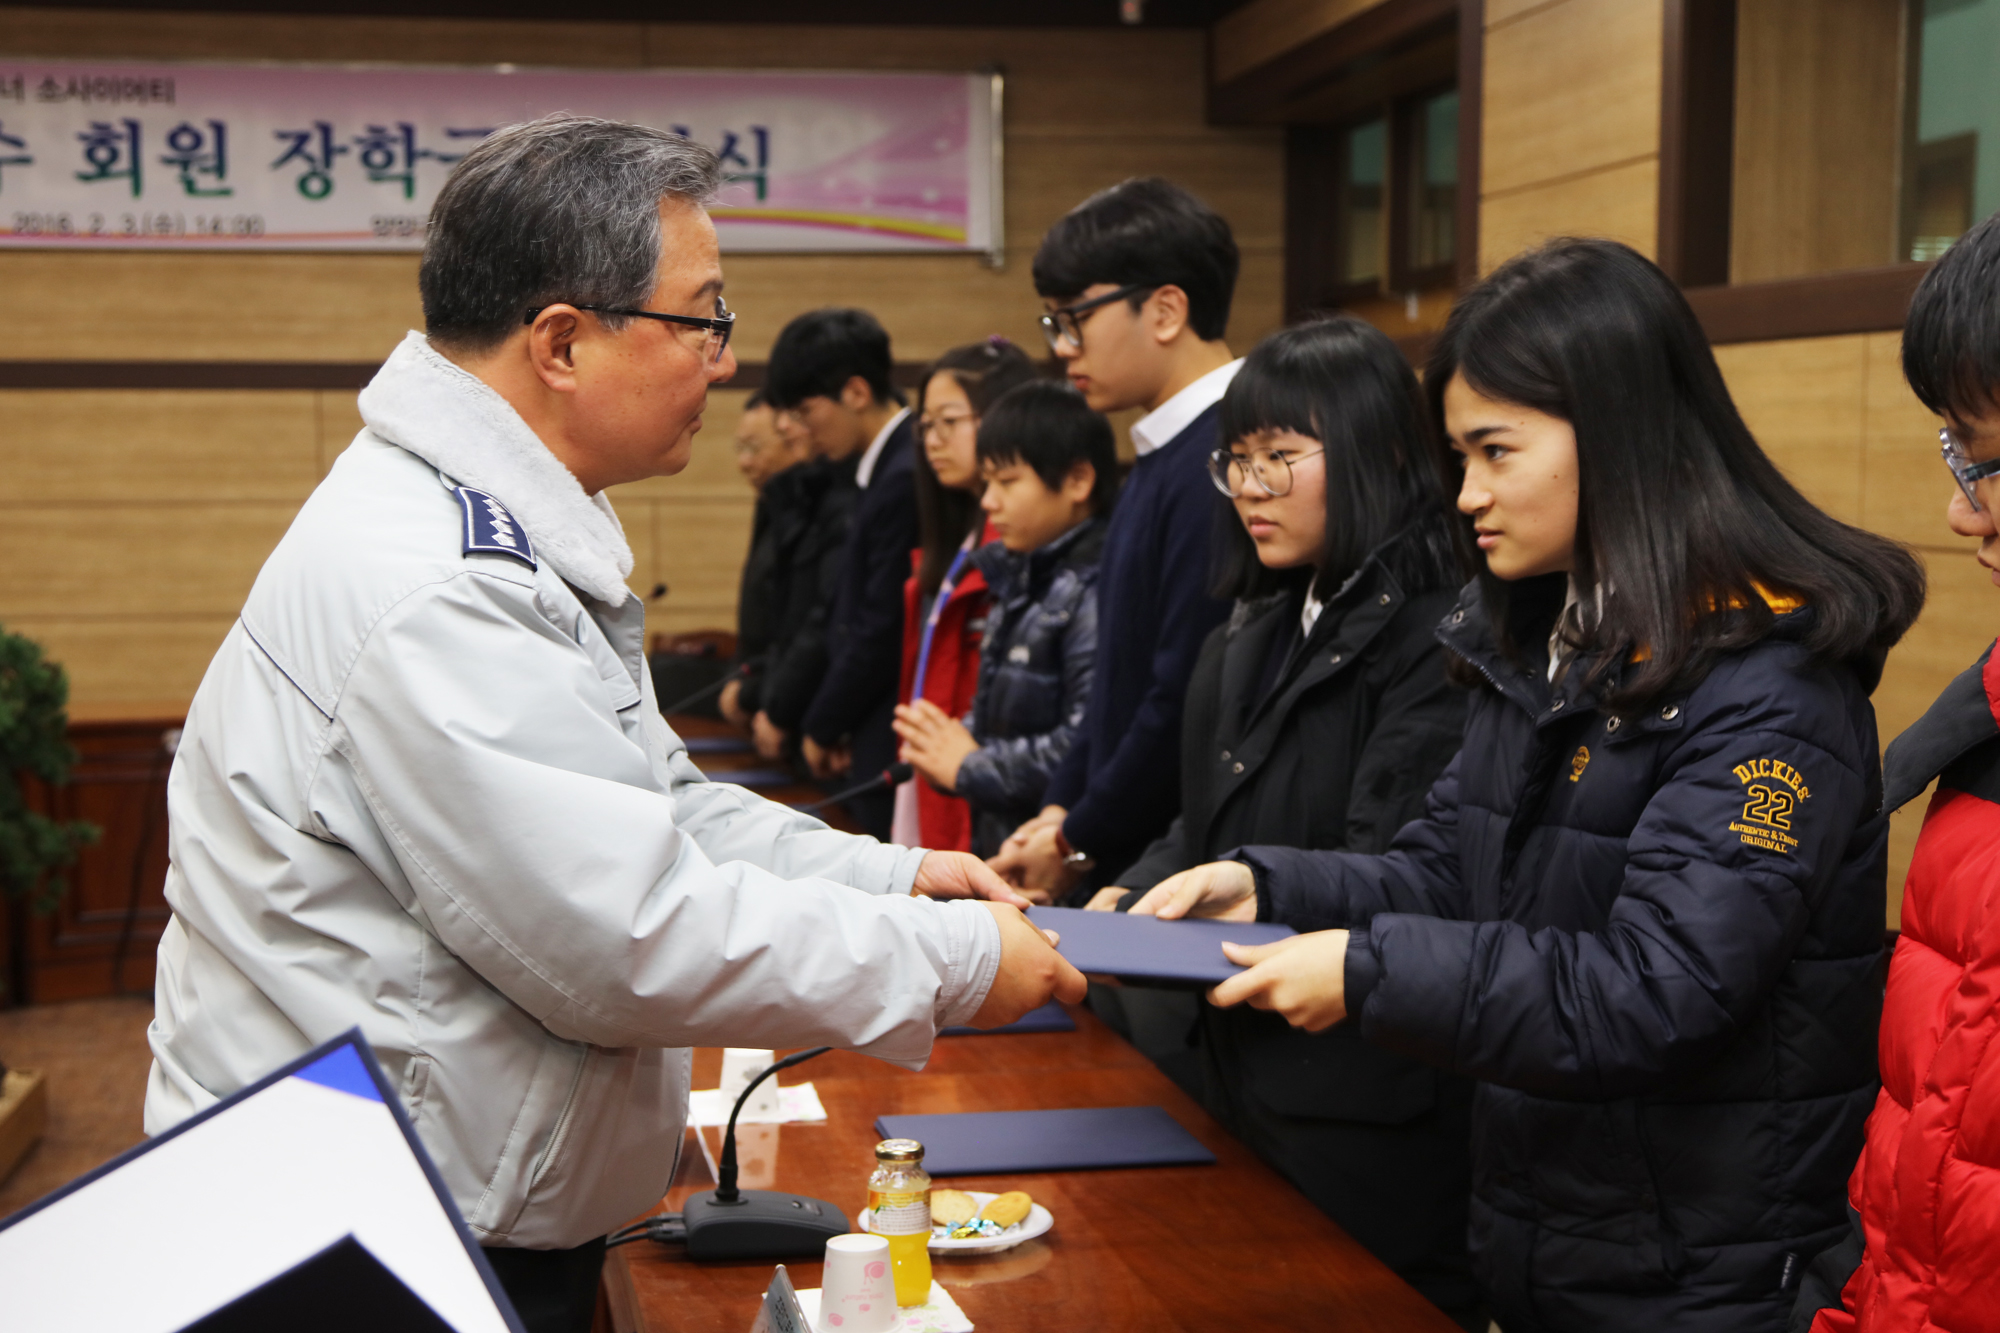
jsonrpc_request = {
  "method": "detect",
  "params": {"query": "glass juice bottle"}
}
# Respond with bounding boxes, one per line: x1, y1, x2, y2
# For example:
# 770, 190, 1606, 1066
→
866, 1138, 933, 1306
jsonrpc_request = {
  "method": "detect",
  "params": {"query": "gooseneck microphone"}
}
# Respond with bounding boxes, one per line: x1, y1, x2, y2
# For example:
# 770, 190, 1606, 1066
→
794, 762, 915, 814
608, 1047, 852, 1260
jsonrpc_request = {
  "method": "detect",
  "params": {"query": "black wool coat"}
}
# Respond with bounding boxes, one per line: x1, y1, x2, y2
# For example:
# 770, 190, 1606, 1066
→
802, 415, 919, 780
736, 455, 858, 730
1115, 539, 1475, 1317
1241, 576, 1887, 1333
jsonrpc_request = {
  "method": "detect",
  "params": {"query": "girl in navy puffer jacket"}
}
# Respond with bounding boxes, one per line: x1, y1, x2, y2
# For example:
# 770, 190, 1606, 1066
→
1133, 239, 1927, 1333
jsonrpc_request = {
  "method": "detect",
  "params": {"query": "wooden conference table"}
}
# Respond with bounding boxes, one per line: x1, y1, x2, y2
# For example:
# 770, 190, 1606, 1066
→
602, 1004, 1460, 1332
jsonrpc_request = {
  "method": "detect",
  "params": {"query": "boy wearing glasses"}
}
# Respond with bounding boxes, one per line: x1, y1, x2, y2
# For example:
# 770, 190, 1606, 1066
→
762, 308, 916, 837
987, 177, 1241, 904
1795, 210, 2000, 1332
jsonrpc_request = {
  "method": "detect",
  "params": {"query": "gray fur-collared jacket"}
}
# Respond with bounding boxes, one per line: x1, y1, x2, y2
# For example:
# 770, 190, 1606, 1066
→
954, 519, 1107, 856
145, 332, 1001, 1250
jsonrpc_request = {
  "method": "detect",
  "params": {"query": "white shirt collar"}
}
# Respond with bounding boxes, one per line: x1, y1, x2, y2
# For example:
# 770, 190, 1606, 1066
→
854, 406, 911, 489
1129, 358, 1244, 457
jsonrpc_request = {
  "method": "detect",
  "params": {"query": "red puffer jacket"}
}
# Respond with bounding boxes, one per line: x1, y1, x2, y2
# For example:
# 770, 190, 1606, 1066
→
893, 531, 992, 852
1804, 640, 2000, 1333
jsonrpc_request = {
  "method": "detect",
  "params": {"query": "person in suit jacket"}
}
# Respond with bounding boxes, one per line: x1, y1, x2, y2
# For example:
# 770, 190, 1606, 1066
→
1088, 318, 1480, 1327
763, 309, 915, 837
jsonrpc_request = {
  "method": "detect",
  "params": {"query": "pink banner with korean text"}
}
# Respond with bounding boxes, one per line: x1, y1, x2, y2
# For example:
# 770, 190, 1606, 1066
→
0, 60, 1003, 256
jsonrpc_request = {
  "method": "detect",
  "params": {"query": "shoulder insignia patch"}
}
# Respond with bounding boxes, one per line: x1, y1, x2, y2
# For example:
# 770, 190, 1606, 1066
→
455, 486, 537, 570
1729, 757, 1810, 854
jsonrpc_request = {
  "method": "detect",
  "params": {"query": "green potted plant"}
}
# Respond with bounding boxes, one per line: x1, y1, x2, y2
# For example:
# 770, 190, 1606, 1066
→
0, 628, 99, 934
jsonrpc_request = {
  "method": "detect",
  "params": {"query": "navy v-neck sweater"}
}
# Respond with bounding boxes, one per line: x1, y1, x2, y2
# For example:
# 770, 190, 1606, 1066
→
1043, 401, 1229, 877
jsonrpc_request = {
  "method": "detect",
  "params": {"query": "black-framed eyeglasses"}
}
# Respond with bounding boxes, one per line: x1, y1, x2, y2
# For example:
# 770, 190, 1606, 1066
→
1037, 283, 1157, 354
1941, 426, 2000, 513
523, 297, 736, 363
1208, 446, 1325, 498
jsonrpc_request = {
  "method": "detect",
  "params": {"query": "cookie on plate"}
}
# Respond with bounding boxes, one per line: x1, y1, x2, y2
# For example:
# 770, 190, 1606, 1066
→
978, 1191, 1032, 1228
929, 1188, 979, 1226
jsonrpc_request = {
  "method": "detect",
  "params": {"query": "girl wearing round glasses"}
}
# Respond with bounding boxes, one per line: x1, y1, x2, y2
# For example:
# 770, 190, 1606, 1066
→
888, 338, 1039, 849
1088, 316, 1480, 1325
1133, 239, 1926, 1331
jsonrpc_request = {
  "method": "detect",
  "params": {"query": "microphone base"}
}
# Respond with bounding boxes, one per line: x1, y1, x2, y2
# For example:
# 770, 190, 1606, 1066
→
681, 1189, 852, 1261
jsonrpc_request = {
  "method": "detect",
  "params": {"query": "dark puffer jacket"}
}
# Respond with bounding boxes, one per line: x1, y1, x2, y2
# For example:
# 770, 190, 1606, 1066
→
1113, 537, 1477, 1323
1240, 575, 1887, 1332
955, 519, 1105, 857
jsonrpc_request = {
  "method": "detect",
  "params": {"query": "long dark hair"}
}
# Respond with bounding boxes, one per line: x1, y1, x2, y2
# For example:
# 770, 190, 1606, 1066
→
1427, 238, 1925, 707
1213, 316, 1466, 603
911, 338, 1040, 595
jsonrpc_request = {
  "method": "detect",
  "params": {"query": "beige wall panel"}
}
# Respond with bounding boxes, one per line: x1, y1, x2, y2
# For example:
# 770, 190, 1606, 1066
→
1006, 133, 1284, 251
0, 504, 293, 618
642, 25, 1217, 136
1876, 550, 1997, 745
653, 498, 754, 634
0, 252, 424, 362
1481, 0, 1664, 197
317, 389, 367, 477
1714, 336, 1868, 524
0, 390, 318, 503
9, 615, 236, 712
1861, 330, 1955, 548
0, 6, 645, 65
1478, 158, 1659, 273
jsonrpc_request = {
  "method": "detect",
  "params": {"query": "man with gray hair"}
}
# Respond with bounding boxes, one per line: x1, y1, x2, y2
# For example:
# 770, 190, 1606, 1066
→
144, 115, 1083, 1332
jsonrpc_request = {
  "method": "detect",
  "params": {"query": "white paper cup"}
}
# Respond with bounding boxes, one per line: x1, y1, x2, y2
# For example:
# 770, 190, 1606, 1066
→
719, 1047, 779, 1120
817, 1233, 895, 1333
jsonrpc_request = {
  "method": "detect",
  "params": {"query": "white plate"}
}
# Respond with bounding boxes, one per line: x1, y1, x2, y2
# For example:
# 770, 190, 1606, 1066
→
857, 1191, 1055, 1256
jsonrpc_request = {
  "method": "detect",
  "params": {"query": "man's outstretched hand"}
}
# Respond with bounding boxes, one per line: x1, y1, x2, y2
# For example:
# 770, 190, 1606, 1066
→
965, 902, 1087, 1029
913, 850, 1033, 910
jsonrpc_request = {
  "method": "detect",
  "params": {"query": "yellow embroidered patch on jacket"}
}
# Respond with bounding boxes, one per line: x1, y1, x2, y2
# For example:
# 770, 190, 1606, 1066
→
1569, 746, 1590, 782
1729, 758, 1810, 854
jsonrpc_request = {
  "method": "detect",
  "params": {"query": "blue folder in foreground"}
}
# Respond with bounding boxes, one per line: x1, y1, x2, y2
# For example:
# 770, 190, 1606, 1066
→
873, 1106, 1216, 1175
941, 1001, 1076, 1036
1026, 905, 1296, 988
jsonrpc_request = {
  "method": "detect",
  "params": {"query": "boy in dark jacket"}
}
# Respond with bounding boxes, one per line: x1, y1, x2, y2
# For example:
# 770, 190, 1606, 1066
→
1793, 211, 2000, 1333
894, 380, 1118, 860
762, 309, 915, 837
987, 177, 1238, 897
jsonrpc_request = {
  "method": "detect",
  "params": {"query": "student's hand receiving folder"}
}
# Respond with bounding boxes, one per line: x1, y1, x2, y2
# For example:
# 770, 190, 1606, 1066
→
1123, 859, 1260, 922
1024, 905, 1294, 988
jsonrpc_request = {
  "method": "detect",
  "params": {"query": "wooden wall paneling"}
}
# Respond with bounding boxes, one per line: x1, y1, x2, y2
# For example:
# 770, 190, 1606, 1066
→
1211, 0, 1396, 86
1713, 335, 1867, 524
1478, 157, 1660, 272
1208, 0, 1457, 125
0, 505, 297, 619
1729, 0, 1905, 285
1479, 0, 1664, 198
1455, 0, 1483, 288
9, 717, 179, 1006
0, 390, 319, 503
1656, 0, 1736, 287
1860, 327, 1955, 548
1684, 262, 1930, 346
317, 388, 366, 477
7, 618, 234, 712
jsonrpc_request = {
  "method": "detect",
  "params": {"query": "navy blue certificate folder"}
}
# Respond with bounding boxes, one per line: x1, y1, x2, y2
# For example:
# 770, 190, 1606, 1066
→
1026, 905, 1296, 987
872, 1106, 1216, 1175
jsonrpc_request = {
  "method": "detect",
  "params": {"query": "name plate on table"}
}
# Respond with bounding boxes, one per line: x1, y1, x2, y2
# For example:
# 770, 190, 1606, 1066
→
1026, 905, 1295, 988
874, 1106, 1216, 1175
748, 1265, 810, 1333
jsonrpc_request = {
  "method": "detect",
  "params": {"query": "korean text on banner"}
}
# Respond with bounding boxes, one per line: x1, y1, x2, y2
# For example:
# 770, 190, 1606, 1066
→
0, 60, 1002, 256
